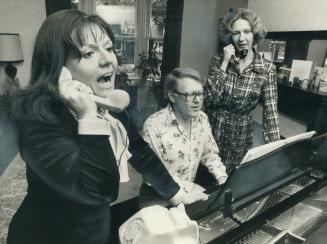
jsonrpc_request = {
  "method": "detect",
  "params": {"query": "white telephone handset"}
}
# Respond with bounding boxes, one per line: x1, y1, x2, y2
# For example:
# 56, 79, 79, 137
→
59, 67, 130, 113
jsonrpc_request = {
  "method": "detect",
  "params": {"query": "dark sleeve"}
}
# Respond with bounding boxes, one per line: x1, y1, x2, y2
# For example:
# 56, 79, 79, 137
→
122, 113, 181, 200
18, 119, 119, 206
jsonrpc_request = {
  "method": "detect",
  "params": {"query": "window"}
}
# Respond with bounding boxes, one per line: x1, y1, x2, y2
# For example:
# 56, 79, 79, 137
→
147, 0, 166, 78
70, 0, 181, 82
95, 0, 136, 72
81, 0, 167, 75
149, 0, 166, 53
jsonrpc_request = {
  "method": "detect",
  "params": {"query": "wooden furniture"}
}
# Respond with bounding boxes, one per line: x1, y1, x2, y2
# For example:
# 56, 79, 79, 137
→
277, 79, 327, 134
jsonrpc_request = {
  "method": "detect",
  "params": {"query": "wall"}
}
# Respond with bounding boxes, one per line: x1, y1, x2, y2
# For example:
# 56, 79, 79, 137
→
180, 0, 327, 73
0, 117, 18, 175
216, 0, 248, 19
0, 0, 46, 88
248, 1, 327, 68
248, 0, 327, 32
179, 0, 218, 76
179, 0, 248, 77
0, 0, 46, 174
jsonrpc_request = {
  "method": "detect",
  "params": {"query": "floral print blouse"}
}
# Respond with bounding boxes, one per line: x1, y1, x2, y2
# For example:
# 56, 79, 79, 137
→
142, 105, 227, 183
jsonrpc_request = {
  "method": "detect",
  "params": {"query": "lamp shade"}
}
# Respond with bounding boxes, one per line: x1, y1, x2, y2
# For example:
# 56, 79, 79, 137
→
0, 33, 24, 62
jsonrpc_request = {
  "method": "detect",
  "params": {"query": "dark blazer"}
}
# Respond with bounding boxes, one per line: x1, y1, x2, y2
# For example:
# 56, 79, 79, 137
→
7, 99, 180, 244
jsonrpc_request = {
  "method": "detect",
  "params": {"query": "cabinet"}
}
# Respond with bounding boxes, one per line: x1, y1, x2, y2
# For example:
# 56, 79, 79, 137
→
277, 80, 327, 134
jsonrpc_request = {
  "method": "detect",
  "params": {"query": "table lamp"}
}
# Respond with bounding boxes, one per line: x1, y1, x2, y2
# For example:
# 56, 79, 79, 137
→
0, 33, 24, 80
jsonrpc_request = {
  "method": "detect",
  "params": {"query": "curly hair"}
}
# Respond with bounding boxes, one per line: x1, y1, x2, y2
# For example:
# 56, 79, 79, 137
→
218, 8, 267, 46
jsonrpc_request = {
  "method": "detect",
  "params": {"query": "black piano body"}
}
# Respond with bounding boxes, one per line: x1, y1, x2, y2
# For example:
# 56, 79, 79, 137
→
186, 133, 327, 244
111, 133, 327, 244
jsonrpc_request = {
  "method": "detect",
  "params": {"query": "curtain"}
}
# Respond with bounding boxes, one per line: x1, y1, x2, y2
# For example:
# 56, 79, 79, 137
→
135, 0, 151, 64
159, 0, 184, 106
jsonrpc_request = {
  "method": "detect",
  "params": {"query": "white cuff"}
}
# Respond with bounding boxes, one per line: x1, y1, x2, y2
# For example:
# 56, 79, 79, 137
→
214, 168, 228, 185
217, 175, 228, 185
168, 188, 186, 206
78, 119, 110, 135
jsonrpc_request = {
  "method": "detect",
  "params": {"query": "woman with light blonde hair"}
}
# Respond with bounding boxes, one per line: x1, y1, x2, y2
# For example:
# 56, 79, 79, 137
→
204, 8, 280, 173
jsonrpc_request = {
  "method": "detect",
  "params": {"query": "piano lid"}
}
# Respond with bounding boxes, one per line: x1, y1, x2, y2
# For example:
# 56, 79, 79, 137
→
187, 133, 327, 220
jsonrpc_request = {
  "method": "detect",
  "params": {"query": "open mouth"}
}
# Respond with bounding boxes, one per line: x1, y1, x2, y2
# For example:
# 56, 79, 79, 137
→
97, 74, 113, 88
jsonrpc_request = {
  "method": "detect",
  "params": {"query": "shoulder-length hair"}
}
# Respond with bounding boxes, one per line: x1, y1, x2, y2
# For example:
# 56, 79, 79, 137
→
218, 8, 267, 46
9, 10, 115, 123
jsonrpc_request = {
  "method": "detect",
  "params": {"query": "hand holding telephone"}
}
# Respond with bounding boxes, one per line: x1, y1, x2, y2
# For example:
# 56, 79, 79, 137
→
59, 67, 130, 113
222, 43, 248, 63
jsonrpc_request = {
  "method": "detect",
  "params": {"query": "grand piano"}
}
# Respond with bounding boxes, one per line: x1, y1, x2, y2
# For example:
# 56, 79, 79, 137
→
186, 132, 327, 244
112, 132, 327, 244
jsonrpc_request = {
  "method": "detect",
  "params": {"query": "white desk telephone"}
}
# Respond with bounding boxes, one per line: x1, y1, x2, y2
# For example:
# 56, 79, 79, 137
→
59, 66, 130, 113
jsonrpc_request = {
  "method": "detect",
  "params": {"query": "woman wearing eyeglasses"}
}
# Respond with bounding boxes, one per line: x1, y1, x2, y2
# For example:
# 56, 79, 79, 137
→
139, 67, 227, 207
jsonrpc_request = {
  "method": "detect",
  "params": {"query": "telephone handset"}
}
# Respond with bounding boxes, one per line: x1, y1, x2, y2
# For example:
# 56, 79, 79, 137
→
220, 40, 248, 60
59, 66, 130, 113
235, 48, 248, 59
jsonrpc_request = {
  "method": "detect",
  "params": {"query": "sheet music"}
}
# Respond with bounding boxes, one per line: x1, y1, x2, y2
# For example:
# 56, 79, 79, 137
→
240, 140, 286, 164
284, 131, 316, 144
240, 131, 316, 164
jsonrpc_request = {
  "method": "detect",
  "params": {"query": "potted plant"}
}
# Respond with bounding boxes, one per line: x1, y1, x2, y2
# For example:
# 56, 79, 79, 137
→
136, 45, 162, 86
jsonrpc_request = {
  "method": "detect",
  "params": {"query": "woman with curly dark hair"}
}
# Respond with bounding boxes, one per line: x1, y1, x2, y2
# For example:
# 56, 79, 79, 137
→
204, 8, 280, 173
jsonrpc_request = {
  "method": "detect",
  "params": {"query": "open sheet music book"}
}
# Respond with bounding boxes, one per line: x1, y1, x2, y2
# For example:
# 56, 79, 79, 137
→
240, 131, 316, 164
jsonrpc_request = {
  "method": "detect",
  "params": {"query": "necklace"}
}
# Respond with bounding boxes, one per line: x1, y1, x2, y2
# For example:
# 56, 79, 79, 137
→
69, 109, 78, 121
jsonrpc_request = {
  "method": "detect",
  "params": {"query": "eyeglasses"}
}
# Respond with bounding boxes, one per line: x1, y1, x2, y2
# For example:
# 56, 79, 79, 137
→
174, 90, 206, 102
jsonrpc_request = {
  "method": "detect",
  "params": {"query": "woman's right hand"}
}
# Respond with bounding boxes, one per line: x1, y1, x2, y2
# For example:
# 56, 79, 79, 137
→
59, 79, 98, 119
222, 44, 236, 62
220, 44, 236, 71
